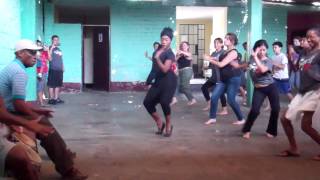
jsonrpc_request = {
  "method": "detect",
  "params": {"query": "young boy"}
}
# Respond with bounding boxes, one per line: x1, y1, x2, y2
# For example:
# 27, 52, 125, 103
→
272, 41, 293, 101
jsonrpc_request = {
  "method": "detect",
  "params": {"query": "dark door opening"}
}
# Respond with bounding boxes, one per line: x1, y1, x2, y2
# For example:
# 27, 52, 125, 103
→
83, 26, 110, 91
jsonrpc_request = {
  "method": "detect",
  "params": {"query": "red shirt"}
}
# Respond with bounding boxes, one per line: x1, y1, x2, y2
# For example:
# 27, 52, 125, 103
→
37, 51, 49, 73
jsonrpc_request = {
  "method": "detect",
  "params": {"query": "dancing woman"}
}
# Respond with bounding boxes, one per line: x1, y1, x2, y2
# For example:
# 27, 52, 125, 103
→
204, 33, 245, 125
143, 27, 177, 137
279, 27, 320, 160
176, 41, 196, 105
241, 39, 280, 139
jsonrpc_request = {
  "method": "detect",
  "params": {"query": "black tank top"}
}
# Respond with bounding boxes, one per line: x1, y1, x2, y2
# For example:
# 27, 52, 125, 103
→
177, 56, 191, 69
219, 49, 241, 82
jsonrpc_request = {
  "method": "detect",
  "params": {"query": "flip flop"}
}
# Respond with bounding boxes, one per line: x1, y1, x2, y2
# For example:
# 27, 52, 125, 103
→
278, 150, 300, 157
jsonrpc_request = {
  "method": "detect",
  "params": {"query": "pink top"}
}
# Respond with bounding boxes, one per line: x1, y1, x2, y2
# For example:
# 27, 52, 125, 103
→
37, 51, 49, 73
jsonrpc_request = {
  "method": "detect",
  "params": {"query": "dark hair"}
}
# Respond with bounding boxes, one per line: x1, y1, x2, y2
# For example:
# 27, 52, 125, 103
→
253, 39, 269, 51
36, 40, 42, 44
160, 27, 173, 40
51, 35, 59, 40
242, 42, 247, 47
214, 38, 223, 44
272, 41, 283, 48
226, 32, 238, 46
153, 42, 160, 47
308, 26, 320, 37
179, 41, 190, 51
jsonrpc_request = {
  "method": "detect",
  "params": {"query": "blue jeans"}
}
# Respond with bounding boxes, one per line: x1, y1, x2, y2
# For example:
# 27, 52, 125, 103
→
209, 76, 243, 120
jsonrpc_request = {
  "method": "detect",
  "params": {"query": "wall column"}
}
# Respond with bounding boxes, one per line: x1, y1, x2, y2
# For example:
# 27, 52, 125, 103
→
20, 0, 37, 101
246, 0, 263, 105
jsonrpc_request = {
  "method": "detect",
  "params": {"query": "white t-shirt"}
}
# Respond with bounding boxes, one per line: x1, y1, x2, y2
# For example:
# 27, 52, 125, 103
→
272, 53, 289, 79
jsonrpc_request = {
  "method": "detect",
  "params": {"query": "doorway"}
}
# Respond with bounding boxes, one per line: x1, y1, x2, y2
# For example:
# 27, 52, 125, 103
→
179, 24, 205, 78
83, 25, 110, 91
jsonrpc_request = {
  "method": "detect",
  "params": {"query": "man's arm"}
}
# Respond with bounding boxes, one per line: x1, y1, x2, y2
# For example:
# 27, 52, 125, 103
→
13, 99, 39, 119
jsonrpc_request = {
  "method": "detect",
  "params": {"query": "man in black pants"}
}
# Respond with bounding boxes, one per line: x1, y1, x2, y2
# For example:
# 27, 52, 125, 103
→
0, 39, 87, 180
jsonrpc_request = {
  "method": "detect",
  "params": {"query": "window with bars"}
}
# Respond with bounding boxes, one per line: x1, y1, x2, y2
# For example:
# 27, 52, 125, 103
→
179, 24, 205, 78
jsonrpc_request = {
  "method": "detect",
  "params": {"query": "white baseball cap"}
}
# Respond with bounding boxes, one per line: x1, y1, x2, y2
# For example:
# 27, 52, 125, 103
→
15, 39, 42, 52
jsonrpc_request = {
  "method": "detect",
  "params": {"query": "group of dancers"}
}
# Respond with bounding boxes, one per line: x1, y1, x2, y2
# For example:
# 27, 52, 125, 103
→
143, 26, 320, 160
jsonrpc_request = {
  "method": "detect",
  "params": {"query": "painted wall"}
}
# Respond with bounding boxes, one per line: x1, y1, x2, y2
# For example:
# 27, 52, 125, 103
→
0, 0, 21, 70
110, 2, 176, 82
228, 4, 320, 56
0, 0, 40, 101
44, 3, 82, 84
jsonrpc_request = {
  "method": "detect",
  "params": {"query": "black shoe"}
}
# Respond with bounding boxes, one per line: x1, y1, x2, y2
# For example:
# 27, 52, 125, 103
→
163, 125, 173, 137
56, 98, 65, 104
62, 168, 88, 180
155, 123, 165, 135
48, 99, 57, 105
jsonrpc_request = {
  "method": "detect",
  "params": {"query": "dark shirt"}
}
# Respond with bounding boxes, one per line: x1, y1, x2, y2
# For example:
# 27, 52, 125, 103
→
298, 49, 320, 94
177, 55, 191, 69
154, 48, 176, 83
209, 49, 225, 82
219, 49, 241, 82
49, 46, 63, 71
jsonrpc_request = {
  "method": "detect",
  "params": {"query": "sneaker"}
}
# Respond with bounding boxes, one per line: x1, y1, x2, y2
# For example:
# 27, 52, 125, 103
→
48, 99, 57, 105
62, 168, 88, 180
56, 98, 65, 104
232, 120, 245, 125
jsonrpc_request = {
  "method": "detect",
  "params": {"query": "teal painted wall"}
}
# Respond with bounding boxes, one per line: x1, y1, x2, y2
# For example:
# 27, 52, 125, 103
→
228, 4, 320, 56
110, 2, 176, 82
0, 0, 40, 101
0, 0, 21, 69
44, 3, 82, 83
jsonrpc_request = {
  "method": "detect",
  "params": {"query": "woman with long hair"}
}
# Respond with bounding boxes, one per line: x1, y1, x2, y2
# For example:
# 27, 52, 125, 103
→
203, 33, 245, 125
143, 27, 177, 137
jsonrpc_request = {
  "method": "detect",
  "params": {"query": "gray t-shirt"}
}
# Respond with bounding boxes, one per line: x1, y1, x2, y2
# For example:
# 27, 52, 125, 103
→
298, 49, 320, 94
209, 49, 225, 82
249, 57, 274, 85
49, 46, 63, 71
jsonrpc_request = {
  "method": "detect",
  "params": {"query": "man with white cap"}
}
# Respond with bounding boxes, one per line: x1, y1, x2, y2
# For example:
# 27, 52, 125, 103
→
0, 39, 88, 180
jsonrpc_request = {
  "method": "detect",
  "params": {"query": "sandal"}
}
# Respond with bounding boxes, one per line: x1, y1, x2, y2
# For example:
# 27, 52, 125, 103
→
155, 123, 165, 135
163, 125, 173, 137
278, 150, 300, 157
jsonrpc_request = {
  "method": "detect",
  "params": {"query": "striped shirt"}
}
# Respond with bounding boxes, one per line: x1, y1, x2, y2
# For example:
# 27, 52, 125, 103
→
0, 59, 28, 112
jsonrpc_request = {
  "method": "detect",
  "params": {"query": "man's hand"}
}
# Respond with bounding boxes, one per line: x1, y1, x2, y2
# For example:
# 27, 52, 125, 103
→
26, 117, 55, 136
34, 108, 54, 118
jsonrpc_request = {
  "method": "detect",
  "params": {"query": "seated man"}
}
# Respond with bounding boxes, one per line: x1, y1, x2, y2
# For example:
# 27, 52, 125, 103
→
0, 39, 88, 180
0, 96, 54, 180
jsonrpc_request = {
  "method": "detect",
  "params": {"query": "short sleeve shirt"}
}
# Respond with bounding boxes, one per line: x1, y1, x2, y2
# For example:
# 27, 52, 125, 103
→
249, 57, 274, 85
49, 46, 63, 71
0, 59, 28, 112
154, 48, 175, 79
272, 53, 289, 79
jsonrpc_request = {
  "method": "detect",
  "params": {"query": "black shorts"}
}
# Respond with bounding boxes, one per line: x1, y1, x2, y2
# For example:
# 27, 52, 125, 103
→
47, 69, 63, 88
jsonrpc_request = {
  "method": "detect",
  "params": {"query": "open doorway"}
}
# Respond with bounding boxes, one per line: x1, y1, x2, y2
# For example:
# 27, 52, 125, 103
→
83, 26, 110, 90
55, 5, 110, 91
176, 6, 227, 81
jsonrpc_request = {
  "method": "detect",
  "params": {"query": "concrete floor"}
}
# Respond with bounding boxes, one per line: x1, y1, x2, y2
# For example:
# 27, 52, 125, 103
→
38, 91, 320, 180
